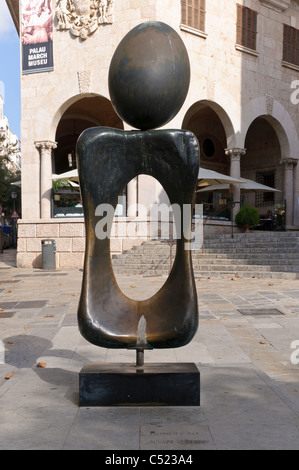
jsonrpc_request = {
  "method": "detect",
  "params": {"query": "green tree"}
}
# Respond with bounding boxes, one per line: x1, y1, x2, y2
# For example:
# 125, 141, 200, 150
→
0, 156, 21, 220
235, 205, 260, 232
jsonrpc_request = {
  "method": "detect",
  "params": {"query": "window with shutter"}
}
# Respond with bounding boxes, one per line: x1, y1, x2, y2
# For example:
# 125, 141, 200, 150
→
236, 4, 257, 51
181, 0, 205, 33
283, 24, 299, 67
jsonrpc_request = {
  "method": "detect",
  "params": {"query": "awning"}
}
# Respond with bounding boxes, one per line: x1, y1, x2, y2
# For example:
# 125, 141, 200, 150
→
197, 178, 281, 193
198, 168, 246, 187
52, 169, 79, 182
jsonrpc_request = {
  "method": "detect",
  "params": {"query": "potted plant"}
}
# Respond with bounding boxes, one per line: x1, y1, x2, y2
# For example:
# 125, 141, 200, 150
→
52, 178, 75, 208
235, 205, 260, 232
52, 178, 73, 193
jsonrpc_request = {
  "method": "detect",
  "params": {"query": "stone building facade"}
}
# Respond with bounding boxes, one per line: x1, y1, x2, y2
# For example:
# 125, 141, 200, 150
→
6, 0, 299, 268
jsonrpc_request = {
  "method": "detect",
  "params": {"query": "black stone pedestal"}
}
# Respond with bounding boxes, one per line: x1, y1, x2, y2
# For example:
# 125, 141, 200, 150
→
79, 363, 200, 407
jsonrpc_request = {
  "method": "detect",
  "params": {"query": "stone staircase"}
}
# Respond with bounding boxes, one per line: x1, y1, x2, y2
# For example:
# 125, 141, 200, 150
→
111, 231, 299, 279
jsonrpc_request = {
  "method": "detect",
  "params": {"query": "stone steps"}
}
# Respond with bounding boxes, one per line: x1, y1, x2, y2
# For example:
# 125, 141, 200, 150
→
111, 232, 299, 279
113, 261, 299, 272
112, 268, 298, 279
115, 251, 299, 260
112, 259, 299, 269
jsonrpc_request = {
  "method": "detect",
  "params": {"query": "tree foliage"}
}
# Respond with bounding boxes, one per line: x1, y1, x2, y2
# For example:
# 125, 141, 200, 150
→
0, 157, 21, 219
235, 205, 260, 229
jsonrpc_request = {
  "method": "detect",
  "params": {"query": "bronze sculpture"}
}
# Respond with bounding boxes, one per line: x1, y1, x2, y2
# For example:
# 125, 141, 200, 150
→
77, 22, 200, 406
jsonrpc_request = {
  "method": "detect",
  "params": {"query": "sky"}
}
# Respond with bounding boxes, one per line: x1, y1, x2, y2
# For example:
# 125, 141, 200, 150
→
0, 1, 21, 139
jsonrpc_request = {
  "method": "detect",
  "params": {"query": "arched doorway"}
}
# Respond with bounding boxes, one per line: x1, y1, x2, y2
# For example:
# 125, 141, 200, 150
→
53, 95, 123, 217
183, 101, 232, 221
242, 116, 284, 229
54, 95, 123, 173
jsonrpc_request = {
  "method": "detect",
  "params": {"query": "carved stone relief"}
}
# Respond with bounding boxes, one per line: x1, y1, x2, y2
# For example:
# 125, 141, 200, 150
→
55, 0, 114, 40
265, 94, 274, 116
78, 70, 91, 94
206, 78, 215, 101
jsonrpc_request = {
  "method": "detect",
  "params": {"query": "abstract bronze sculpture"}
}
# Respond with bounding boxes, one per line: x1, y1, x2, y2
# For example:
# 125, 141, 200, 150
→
77, 22, 200, 406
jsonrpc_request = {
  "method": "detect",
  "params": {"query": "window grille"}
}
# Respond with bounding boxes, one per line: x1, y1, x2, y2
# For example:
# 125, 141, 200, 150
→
255, 170, 276, 207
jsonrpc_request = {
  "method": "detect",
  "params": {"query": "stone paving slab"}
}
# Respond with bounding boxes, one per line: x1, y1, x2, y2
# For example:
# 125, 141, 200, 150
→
1, 249, 299, 450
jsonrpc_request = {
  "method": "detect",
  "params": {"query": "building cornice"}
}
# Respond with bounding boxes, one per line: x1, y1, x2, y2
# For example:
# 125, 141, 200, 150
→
259, 0, 292, 12
5, 0, 19, 34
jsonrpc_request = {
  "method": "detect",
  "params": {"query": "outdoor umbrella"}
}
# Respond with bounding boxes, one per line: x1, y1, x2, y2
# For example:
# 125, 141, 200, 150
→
52, 169, 79, 182
51, 168, 245, 187
197, 178, 281, 193
197, 168, 246, 187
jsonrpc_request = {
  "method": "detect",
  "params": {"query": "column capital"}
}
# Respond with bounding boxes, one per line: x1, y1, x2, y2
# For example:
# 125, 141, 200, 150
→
35, 140, 57, 152
279, 158, 298, 169
225, 147, 246, 161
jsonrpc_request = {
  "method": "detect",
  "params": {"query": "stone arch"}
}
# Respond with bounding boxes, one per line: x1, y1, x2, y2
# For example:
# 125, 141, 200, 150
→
182, 100, 237, 178
242, 108, 298, 227
182, 100, 237, 221
242, 116, 283, 217
182, 99, 237, 149
50, 93, 123, 143
240, 97, 299, 160
52, 94, 123, 175
50, 94, 123, 217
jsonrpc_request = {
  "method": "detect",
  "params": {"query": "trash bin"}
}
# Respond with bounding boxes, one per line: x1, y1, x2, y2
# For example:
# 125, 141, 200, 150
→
41, 239, 56, 269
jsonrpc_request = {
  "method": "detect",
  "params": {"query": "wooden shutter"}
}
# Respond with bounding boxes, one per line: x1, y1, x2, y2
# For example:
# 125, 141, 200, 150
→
283, 24, 299, 66
181, 0, 205, 32
248, 8, 257, 50
181, 0, 187, 26
236, 4, 257, 50
193, 0, 199, 29
283, 25, 290, 63
199, 0, 205, 32
188, 0, 193, 28
236, 4, 242, 45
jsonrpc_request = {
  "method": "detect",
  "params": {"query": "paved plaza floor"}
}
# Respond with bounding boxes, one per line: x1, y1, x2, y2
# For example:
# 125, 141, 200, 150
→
1, 249, 299, 450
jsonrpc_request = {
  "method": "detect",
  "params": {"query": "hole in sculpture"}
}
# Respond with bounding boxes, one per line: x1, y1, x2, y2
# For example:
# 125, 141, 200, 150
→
111, 175, 177, 301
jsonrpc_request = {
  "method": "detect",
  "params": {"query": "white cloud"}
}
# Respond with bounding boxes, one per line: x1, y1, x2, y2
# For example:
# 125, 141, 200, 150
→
0, 2, 15, 38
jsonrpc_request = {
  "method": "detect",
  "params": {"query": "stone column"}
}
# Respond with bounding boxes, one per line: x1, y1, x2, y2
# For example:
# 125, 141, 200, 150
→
280, 158, 297, 227
225, 148, 246, 220
35, 141, 57, 219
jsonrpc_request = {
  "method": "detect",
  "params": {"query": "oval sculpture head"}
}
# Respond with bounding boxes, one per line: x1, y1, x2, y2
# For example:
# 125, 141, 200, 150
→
108, 21, 191, 131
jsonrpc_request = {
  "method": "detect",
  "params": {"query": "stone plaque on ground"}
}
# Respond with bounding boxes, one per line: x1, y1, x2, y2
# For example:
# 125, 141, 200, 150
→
140, 424, 216, 450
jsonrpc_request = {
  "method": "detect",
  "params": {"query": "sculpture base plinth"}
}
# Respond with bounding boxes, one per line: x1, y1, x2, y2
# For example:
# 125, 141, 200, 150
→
79, 363, 200, 407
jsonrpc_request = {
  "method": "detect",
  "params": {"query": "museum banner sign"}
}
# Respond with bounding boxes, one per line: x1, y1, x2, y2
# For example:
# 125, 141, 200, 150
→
21, 0, 54, 74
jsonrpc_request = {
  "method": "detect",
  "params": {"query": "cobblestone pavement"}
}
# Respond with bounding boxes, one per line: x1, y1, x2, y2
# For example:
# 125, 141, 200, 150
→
1, 249, 299, 450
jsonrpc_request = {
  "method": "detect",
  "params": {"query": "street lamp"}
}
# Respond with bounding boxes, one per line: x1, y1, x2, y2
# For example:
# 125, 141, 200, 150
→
11, 191, 17, 248
11, 191, 17, 204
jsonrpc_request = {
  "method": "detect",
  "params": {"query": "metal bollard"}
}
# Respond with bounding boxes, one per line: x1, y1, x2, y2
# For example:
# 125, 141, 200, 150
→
41, 239, 56, 269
